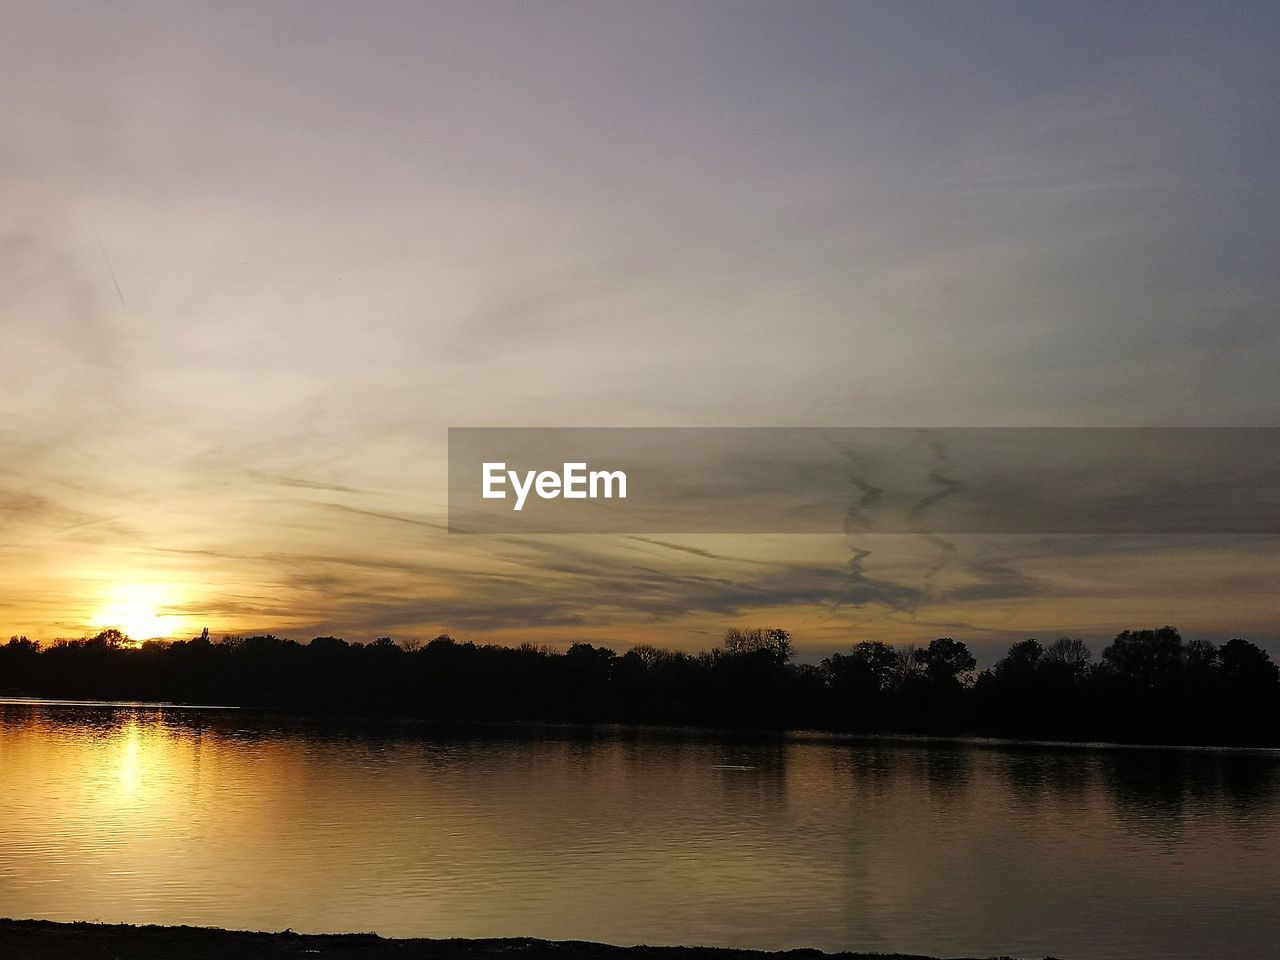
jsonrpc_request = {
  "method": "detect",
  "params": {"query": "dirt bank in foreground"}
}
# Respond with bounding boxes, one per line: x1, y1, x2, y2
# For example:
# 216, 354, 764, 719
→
0, 919, 1045, 960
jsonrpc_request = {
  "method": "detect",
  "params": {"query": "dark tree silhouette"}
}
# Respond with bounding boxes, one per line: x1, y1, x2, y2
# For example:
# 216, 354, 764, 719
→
919, 637, 977, 686
1, 623, 1278, 746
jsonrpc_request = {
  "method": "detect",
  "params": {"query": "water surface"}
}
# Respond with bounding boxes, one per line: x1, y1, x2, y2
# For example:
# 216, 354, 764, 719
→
1, 700, 1278, 959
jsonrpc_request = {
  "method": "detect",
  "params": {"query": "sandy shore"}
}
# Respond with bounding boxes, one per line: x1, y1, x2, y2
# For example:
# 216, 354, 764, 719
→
0, 919, 1041, 960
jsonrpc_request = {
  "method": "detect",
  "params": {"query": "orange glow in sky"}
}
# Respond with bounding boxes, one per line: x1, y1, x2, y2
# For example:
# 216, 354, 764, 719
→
92, 583, 188, 643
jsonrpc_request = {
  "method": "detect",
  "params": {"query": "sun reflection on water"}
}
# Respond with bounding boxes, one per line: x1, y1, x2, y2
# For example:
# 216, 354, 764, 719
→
116, 721, 143, 800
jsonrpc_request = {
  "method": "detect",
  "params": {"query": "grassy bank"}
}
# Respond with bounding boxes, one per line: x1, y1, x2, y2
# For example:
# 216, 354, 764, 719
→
0, 919, 1044, 960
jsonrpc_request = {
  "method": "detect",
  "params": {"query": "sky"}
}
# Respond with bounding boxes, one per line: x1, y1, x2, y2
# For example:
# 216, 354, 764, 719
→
2, 1, 1278, 660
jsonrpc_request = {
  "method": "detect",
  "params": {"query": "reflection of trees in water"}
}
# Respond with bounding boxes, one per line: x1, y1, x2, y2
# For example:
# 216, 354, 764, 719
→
0, 702, 170, 740
1216, 753, 1280, 814
820, 742, 986, 948
840, 742, 899, 804
824, 744, 909, 949
920, 742, 972, 807
997, 747, 1096, 814
1098, 749, 1280, 841
823, 739, 976, 811
970, 741, 1280, 845
605, 728, 793, 811
709, 740, 790, 814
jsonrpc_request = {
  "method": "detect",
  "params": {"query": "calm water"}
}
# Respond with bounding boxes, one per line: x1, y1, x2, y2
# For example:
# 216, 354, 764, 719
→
2, 701, 1279, 959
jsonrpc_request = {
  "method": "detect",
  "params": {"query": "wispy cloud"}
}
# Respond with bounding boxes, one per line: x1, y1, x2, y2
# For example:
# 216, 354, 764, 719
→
0, 3, 1277, 653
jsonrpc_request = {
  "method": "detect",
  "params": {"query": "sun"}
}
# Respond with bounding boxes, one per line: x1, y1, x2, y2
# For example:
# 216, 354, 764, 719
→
92, 583, 180, 643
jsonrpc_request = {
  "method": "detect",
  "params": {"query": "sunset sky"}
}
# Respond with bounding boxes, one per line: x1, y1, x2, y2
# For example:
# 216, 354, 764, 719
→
3, 2, 1278, 659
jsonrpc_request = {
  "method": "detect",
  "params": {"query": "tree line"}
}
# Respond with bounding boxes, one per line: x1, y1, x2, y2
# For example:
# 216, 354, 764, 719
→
1, 624, 1277, 746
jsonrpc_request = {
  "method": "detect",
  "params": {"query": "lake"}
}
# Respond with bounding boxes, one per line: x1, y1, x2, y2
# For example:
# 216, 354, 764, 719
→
1, 699, 1278, 959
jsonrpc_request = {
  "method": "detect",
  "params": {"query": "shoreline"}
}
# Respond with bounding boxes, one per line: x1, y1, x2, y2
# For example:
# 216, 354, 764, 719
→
0, 919, 1041, 960
5, 696, 1278, 755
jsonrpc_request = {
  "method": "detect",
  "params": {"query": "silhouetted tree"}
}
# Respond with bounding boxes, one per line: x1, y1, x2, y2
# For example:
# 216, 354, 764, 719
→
1103, 627, 1185, 690
895, 637, 976, 732
821, 641, 901, 730
1045, 636, 1091, 671
1217, 637, 1280, 744
721, 627, 793, 664
2, 623, 1277, 745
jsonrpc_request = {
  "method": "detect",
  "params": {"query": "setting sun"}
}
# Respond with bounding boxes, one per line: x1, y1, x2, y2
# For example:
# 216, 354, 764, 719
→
92, 583, 182, 643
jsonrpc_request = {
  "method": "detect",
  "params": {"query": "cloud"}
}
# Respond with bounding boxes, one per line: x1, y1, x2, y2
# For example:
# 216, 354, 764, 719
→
1, 4, 1278, 649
